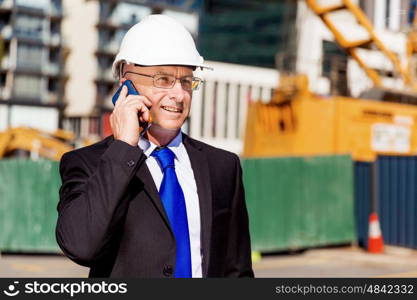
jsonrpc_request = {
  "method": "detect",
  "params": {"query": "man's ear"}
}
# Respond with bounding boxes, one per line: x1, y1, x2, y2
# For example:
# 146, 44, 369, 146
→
119, 78, 127, 86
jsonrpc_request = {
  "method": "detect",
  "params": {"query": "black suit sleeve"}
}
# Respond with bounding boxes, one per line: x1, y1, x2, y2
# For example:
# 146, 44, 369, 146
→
56, 140, 145, 266
224, 154, 255, 277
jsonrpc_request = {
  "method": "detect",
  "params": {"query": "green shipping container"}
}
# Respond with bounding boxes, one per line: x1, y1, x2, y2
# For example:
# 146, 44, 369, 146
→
242, 155, 356, 252
0, 155, 356, 254
0, 159, 60, 252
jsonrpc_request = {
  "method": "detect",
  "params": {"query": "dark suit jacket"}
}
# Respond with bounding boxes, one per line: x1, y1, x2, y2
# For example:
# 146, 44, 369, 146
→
56, 133, 254, 278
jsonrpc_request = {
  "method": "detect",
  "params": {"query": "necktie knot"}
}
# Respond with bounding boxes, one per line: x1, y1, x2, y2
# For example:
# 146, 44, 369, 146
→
151, 147, 176, 171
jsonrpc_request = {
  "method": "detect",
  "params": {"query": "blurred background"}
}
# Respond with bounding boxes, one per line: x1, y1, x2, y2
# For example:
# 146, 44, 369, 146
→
2, 0, 417, 277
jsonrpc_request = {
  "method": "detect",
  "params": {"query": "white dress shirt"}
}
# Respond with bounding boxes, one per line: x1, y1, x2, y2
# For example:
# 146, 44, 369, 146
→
138, 131, 202, 278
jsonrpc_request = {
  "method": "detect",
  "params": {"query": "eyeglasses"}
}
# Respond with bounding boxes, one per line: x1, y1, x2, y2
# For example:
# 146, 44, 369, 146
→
123, 71, 204, 91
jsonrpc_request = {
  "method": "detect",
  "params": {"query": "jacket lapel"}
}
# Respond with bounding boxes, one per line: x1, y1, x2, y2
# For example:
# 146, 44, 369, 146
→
183, 134, 213, 278
106, 136, 172, 230
106, 135, 174, 232
135, 162, 173, 233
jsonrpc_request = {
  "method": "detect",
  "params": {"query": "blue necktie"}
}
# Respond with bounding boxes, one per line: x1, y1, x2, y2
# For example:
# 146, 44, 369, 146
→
151, 147, 192, 278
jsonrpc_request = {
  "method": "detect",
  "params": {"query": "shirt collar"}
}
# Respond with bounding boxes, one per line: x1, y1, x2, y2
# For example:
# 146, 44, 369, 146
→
138, 130, 183, 160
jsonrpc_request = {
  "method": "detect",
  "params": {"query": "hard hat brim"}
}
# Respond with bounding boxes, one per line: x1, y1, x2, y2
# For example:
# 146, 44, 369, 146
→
112, 60, 213, 79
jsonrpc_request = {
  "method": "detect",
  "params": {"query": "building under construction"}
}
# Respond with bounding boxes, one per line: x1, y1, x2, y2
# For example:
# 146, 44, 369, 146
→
2, 0, 417, 255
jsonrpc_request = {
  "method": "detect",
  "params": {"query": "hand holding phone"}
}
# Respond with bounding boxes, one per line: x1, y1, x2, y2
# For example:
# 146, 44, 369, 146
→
112, 80, 152, 132
110, 80, 153, 146
112, 80, 139, 106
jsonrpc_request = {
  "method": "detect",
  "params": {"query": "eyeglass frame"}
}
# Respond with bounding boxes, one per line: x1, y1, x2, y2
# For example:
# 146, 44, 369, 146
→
122, 71, 205, 91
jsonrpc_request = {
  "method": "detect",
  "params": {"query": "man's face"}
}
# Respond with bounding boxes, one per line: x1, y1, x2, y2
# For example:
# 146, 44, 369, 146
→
121, 64, 193, 131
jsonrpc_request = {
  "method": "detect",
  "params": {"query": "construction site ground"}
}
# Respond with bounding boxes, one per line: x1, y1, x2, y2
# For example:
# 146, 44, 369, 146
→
1, 245, 417, 278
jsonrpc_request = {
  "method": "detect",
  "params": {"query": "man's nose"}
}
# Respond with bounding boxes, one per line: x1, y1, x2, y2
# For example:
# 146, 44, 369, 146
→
168, 80, 186, 102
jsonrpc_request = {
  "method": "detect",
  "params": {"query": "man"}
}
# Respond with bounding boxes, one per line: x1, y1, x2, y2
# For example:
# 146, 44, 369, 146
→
56, 14, 254, 278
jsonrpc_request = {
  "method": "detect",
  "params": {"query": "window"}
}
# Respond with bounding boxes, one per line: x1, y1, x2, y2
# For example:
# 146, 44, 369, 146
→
199, 1, 297, 68
51, 0, 62, 16
50, 20, 60, 36
16, 44, 44, 70
15, 14, 44, 40
163, 10, 199, 35
49, 48, 59, 64
386, 0, 391, 28
322, 41, 349, 96
13, 75, 42, 99
48, 78, 58, 93
16, 0, 49, 10
109, 3, 151, 25
97, 56, 112, 70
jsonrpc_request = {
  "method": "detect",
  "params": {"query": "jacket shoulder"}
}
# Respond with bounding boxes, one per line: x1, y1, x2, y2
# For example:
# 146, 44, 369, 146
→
183, 134, 239, 161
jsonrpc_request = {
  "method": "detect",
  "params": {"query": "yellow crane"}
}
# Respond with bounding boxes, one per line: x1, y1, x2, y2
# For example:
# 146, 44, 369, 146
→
306, 0, 417, 90
0, 127, 75, 161
243, 0, 417, 162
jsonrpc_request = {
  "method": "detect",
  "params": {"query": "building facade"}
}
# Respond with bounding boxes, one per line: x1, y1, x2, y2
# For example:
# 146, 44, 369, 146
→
0, 0, 65, 132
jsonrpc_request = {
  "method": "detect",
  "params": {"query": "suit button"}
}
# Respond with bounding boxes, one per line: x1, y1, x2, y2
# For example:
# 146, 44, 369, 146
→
126, 160, 135, 167
163, 265, 173, 277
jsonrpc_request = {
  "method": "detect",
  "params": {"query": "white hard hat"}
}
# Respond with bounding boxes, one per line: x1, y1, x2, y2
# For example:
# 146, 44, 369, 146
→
112, 14, 212, 78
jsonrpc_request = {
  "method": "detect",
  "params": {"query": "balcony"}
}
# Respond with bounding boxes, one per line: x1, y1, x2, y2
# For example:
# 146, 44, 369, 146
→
12, 89, 42, 101
15, 0, 50, 17
14, 29, 44, 43
15, 66, 43, 76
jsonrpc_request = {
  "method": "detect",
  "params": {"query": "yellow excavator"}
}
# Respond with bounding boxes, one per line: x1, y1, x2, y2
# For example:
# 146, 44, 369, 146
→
0, 127, 75, 161
244, 0, 417, 162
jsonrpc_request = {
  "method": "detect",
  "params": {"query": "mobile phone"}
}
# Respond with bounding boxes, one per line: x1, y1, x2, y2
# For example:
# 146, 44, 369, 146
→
112, 80, 152, 132
112, 80, 139, 105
